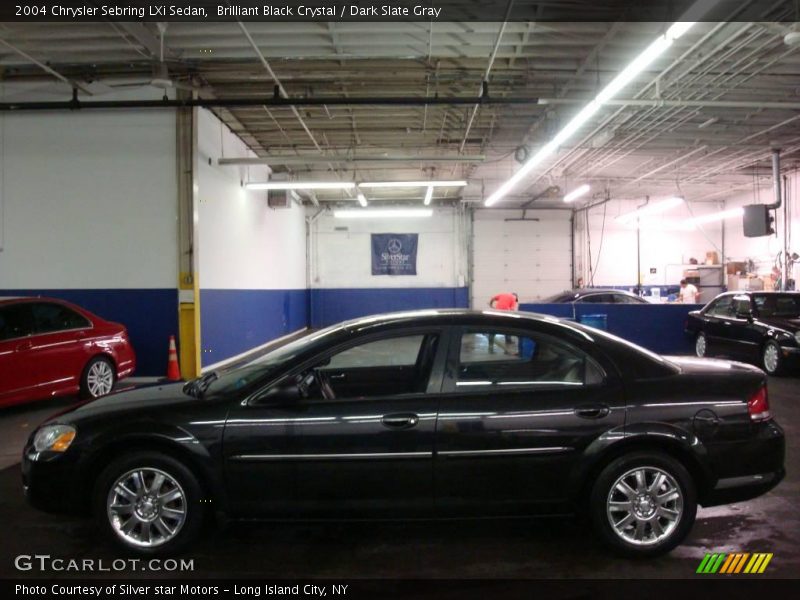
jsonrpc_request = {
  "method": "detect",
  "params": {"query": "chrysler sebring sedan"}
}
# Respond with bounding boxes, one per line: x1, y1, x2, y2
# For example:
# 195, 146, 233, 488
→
23, 310, 784, 557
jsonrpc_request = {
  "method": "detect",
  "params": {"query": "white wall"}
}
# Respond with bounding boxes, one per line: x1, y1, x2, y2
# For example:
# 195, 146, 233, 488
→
0, 84, 178, 289
724, 170, 800, 282
310, 206, 466, 289
576, 198, 726, 288
196, 108, 306, 290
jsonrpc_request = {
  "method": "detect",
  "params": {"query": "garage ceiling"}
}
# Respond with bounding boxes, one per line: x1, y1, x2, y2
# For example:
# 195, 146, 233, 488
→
1, 6, 799, 207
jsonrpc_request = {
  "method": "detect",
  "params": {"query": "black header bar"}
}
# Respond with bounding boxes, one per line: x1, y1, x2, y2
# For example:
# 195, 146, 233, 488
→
1, 0, 795, 22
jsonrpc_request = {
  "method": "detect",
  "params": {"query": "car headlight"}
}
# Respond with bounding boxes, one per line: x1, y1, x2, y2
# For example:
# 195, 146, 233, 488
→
33, 425, 76, 453
794, 331, 800, 345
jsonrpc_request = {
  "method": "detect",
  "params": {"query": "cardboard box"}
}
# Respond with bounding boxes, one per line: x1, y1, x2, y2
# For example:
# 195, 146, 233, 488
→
726, 261, 746, 275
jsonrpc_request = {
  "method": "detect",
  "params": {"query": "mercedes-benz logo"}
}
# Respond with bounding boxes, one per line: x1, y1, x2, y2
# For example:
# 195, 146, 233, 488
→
387, 239, 403, 254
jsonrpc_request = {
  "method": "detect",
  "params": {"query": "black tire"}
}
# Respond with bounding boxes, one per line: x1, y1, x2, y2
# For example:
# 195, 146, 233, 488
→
80, 355, 116, 399
695, 332, 709, 358
93, 452, 206, 555
761, 340, 784, 376
589, 452, 697, 558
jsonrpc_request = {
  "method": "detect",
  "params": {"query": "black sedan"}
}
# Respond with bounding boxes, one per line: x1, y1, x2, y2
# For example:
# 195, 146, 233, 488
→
543, 288, 649, 304
686, 291, 800, 375
23, 309, 784, 557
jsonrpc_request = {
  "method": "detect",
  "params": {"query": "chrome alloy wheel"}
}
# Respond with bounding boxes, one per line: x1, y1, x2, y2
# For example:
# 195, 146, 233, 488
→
695, 334, 707, 358
764, 344, 780, 373
606, 467, 683, 546
107, 468, 187, 548
87, 360, 114, 397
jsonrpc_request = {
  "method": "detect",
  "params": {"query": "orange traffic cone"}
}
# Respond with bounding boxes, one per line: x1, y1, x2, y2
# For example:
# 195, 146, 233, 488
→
166, 335, 181, 381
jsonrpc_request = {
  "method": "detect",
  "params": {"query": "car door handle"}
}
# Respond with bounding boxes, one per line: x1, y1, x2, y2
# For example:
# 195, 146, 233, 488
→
328, 373, 346, 380
381, 413, 419, 429
574, 404, 610, 419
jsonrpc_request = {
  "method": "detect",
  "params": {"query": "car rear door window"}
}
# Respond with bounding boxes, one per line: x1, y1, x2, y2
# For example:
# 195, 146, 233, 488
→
31, 303, 91, 334
457, 330, 604, 389
0, 304, 36, 341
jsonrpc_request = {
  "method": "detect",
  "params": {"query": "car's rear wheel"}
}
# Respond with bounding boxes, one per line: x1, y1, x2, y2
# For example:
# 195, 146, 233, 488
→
762, 341, 783, 375
93, 452, 205, 554
81, 356, 116, 399
590, 452, 697, 557
695, 332, 708, 358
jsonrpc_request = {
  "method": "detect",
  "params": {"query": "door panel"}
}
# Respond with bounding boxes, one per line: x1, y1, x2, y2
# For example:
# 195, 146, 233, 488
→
0, 305, 37, 404
434, 327, 625, 515
290, 396, 437, 517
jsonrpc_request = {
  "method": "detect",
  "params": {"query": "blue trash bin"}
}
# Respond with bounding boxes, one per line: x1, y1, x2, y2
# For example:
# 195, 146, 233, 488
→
579, 314, 608, 330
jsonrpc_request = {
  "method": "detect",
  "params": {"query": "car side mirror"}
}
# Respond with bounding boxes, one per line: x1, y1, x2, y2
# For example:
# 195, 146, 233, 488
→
251, 382, 301, 406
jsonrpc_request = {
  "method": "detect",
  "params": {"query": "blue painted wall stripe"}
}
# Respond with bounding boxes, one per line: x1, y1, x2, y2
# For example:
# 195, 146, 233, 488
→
200, 288, 308, 367
0, 288, 178, 376
519, 302, 701, 355
310, 287, 469, 329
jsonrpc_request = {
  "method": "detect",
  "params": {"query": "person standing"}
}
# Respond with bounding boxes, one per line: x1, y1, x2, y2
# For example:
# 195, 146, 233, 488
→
489, 292, 519, 311
488, 293, 519, 353
678, 279, 700, 304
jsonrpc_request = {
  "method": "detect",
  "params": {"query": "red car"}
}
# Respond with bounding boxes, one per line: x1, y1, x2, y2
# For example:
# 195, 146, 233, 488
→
0, 297, 135, 408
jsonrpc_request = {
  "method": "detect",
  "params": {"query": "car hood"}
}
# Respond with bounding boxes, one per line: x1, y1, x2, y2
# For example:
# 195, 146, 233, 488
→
664, 355, 764, 376
758, 316, 800, 332
53, 382, 196, 422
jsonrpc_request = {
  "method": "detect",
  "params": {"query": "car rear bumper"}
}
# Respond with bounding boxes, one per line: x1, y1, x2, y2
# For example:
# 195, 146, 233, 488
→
702, 468, 785, 506
701, 419, 785, 506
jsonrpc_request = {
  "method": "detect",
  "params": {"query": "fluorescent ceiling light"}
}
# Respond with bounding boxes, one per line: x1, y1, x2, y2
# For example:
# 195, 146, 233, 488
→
684, 207, 743, 228
358, 180, 467, 188
246, 181, 355, 191
616, 197, 685, 224
563, 184, 591, 203
334, 209, 434, 219
485, 20, 699, 207
357, 192, 368, 207
424, 186, 434, 206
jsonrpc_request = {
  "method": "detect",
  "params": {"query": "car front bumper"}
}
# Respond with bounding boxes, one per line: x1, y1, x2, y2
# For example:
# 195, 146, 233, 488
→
21, 445, 88, 515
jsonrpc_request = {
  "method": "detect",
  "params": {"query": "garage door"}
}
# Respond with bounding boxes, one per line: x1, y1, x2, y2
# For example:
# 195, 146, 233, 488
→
471, 213, 572, 307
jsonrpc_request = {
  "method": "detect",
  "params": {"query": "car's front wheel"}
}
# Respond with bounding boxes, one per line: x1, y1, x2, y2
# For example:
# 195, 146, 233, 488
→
695, 332, 708, 358
590, 452, 697, 557
762, 340, 784, 375
93, 452, 205, 554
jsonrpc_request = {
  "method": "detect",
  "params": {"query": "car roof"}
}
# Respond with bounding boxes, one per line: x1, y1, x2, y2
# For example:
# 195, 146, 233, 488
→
333, 309, 592, 338
0, 296, 65, 306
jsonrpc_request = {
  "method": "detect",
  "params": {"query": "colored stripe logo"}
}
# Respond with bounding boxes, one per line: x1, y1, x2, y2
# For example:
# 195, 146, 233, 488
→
697, 553, 772, 574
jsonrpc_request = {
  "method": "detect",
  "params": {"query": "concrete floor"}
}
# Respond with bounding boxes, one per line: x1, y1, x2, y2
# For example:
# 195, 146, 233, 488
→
0, 376, 797, 579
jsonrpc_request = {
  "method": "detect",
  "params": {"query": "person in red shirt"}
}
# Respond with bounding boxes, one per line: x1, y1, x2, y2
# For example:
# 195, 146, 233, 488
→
488, 292, 519, 353
490, 292, 519, 311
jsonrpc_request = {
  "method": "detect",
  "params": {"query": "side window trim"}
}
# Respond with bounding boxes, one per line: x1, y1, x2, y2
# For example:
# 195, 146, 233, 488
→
246, 326, 453, 406
443, 326, 607, 394
29, 302, 93, 336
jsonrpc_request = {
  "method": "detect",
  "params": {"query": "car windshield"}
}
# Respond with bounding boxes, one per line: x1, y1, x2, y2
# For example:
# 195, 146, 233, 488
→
754, 294, 800, 318
201, 325, 344, 395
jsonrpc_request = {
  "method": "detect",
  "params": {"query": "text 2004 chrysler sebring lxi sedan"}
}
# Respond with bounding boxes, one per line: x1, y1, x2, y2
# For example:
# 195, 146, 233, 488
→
23, 310, 785, 557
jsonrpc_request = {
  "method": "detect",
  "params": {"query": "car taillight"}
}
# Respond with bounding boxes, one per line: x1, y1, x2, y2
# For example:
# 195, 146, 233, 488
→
747, 385, 771, 422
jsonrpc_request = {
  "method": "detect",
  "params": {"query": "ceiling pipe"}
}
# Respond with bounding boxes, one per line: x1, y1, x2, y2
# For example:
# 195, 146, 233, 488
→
218, 155, 486, 166
766, 148, 782, 210
0, 94, 541, 112
458, 0, 513, 153
0, 38, 94, 95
